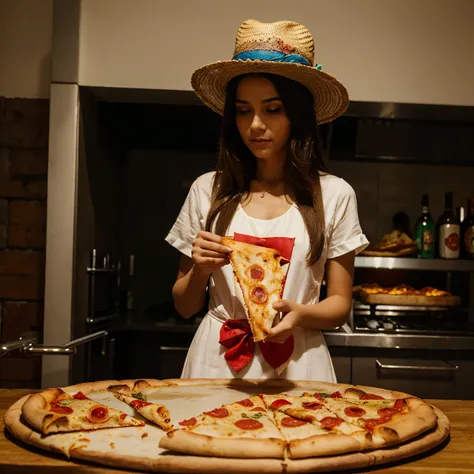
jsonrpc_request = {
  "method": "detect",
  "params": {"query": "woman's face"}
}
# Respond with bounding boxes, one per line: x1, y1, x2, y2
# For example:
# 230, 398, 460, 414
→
235, 75, 291, 161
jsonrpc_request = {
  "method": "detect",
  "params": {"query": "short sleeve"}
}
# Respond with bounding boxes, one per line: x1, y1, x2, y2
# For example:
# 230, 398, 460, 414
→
327, 180, 369, 259
165, 174, 211, 258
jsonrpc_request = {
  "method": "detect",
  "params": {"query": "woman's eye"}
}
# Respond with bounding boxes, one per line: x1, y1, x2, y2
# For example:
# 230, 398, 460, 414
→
267, 107, 282, 114
236, 108, 251, 115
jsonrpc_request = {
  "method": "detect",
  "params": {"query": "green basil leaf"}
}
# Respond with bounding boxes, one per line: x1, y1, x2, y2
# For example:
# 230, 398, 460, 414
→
241, 413, 249, 418
133, 392, 147, 401
60, 400, 72, 406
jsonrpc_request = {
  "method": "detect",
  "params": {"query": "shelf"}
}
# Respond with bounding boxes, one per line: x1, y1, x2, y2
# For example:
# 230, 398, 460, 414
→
355, 256, 474, 272
322, 331, 474, 350
353, 302, 462, 314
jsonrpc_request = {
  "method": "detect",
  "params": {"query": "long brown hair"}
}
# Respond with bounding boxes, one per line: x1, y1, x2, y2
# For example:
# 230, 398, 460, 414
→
205, 73, 330, 265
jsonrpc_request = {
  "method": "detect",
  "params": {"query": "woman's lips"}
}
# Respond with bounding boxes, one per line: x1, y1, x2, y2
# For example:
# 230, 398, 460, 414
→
250, 139, 271, 146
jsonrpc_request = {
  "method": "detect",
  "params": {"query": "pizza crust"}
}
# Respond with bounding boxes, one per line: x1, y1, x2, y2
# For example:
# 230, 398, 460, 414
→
4, 403, 31, 446
371, 397, 438, 446
62, 378, 173, 394
22, 388, 65, 434
288, 432, 364, 459
159, 429, 286, 459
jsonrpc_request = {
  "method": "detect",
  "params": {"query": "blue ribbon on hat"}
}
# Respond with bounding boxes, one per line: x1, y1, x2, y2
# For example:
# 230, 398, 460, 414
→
233, 50, 322, 70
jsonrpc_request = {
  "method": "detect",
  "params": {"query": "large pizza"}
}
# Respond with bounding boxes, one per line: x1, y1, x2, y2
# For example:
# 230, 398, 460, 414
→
5, 378, 450, 473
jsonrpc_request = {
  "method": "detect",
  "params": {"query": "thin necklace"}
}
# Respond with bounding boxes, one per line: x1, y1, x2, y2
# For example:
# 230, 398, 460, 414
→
260, 189, 270, 198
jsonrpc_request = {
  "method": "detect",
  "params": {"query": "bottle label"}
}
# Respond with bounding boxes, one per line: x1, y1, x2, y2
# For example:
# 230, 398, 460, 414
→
422, 230, 434, 251
464, 226, 474, 257
416, 222, 434, 258
439, 224, 460, 258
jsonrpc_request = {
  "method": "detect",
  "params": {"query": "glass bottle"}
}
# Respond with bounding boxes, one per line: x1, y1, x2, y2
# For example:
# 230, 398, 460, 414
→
461, 198, 474, 259
414, 194, 435, 258
436, 192, 460, 259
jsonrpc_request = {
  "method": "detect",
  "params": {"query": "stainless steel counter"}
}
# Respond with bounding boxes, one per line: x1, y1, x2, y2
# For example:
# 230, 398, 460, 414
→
323, 331, 474, 351
113, 318, 474, 351
355, 256, 474, 271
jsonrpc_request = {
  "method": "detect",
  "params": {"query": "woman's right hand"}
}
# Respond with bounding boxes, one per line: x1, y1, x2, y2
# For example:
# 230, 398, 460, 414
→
191, 231, 232, 277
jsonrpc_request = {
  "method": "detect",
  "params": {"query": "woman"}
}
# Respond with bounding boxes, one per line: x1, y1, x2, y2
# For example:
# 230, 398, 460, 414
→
165, 19, 368, 381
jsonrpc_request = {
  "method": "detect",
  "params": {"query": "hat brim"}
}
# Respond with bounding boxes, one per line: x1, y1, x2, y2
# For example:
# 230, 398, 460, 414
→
191, 59, 349, 125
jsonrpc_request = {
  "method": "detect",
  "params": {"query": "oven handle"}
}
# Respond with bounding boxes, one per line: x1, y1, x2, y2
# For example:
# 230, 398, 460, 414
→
376, 359, 459, 372
159, 346, 189, 352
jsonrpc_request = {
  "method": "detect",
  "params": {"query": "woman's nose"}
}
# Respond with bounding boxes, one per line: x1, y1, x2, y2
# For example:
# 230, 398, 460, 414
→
250, 113, 266, 132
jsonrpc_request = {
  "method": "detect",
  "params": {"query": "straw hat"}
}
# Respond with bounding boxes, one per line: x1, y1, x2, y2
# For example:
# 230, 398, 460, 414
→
191, 19, 349, 125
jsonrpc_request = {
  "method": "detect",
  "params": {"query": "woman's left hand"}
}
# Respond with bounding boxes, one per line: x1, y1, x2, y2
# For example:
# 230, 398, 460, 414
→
265, 300, 304, 343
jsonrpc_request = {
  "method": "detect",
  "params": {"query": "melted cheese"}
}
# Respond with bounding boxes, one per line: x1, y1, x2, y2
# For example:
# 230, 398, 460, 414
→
261, 394, 363, 436
185, 397, 284, 440
271, 409, 327, 440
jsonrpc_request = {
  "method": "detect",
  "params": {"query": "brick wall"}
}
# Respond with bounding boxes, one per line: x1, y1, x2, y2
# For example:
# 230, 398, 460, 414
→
0, 98, 49, 388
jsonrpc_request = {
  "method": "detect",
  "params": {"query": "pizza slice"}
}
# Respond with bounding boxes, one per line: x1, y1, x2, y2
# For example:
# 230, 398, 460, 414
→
270, 409, 333, 458
22, 388, 144, 435
260, 394, 370, 455
420, 286, 451, 297
221, 237, 287, 341
323, 396, 438, 448
107, 384, 173, 432
159, 395, 286, 458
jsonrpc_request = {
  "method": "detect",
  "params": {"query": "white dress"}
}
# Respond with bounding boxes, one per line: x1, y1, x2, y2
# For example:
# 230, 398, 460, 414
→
165, 172, 369, 382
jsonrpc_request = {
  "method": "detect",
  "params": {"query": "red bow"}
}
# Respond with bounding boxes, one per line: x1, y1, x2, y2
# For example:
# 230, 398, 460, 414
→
219, 319, 294, 372
219, 232, 296, 373
233, 233, 295, 261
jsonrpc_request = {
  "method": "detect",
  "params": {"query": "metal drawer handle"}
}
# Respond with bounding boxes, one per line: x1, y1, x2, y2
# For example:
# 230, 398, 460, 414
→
159, 346, 188, 352
376, 359, 459, 372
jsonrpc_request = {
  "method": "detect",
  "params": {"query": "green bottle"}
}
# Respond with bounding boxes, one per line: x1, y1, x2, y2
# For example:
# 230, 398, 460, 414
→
415, 194, 435, 258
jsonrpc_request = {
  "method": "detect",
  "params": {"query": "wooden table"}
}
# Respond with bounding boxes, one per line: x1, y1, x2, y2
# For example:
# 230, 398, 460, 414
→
1, 388, 473, 473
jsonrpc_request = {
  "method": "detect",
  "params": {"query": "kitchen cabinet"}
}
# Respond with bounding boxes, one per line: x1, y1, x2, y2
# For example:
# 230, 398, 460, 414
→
328, 348, 351, 384
157, 345, 188, 379
351, 354, 474, 400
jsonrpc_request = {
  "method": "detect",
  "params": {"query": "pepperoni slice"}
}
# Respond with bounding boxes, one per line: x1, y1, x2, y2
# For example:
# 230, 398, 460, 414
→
270, 399, 292, 410
235, 419, 264, 430
250, 407, 266, 412
330, 391, 342, 399
394, 399, 406, 411
302, 401, 323, 410
281, 417, 307, 427
179, 417, 197, 427
204, 407, 229, 418
51, 405, 73, 414
88, 406, 109, 423
378, 408, 399, 418
363, 416, 392, 432
130, 400, 152, 410
320, 417, 343, 430
73, 391, 89, 400
312, 393, 325, 401
236, 399, 254, 407
119, 413, 127, 420
360, 393, 384, 400
363, 418, 380, 432
247, 265, 264, 281
344, 406, 367, 417
250, 286, 268, 304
